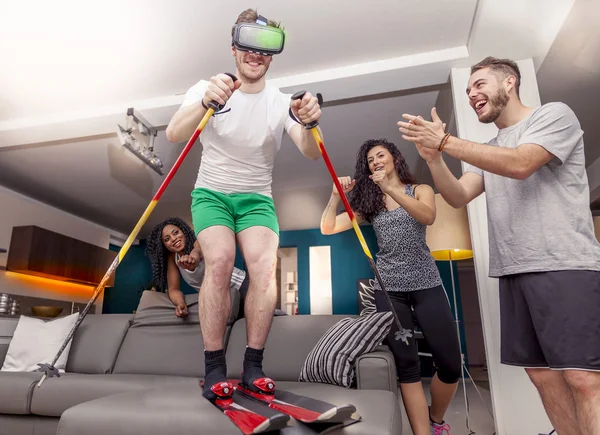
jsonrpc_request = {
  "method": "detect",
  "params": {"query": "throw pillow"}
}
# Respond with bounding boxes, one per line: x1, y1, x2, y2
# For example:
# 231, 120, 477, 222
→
298, 311, 394, 388
1, 312, 79, 372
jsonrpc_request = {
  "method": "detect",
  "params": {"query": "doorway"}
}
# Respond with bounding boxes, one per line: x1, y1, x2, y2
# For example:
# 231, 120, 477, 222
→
277, 247, 298, 315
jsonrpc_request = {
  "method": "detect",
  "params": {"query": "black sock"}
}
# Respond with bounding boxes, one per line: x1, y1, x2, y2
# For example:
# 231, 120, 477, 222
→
242, 347, 271, 391
202, 349, 228, 400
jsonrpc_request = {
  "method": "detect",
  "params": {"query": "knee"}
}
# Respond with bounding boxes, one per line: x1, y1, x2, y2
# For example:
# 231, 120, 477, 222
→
564, 370, 600, 399
436, 358, 462, 384
396, 354, 421, 383
245, 252, 277, 284
205, 253, 235, 286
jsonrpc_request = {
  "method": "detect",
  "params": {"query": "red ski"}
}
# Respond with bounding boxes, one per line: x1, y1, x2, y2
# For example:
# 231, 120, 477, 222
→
232, 379, 357, 424
203, 381, 290, 434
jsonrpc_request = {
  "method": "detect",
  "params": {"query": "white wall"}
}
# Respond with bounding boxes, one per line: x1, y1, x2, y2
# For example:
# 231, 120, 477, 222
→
450, 58, 553, 435
0, 186, 115, 312
309, 246, 333, 315
278, 247, 298, 315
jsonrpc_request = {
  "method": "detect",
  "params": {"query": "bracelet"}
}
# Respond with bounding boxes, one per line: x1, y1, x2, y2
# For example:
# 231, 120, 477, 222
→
438, 133, 450, 152
201, 99, 208, 110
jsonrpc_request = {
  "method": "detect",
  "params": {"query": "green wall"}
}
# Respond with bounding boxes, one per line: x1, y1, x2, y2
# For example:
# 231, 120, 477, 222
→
279, 227, 379, 315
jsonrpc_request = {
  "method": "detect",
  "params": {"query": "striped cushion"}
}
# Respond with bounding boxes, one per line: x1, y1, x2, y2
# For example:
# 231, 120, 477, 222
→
298, 312, 394, 388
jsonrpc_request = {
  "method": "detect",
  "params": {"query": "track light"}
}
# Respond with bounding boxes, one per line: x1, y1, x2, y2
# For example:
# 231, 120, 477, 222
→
116, 108, 164, 175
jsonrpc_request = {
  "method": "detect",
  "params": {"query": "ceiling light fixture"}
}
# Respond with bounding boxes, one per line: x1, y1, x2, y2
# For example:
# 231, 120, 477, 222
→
116, 108, 164, 175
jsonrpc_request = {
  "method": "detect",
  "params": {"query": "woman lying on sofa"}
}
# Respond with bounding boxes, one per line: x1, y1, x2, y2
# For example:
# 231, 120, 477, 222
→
145, 217, 248, 319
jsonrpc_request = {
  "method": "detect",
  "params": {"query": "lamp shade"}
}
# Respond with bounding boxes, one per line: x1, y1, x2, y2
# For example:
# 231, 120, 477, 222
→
426, 193, 473, 261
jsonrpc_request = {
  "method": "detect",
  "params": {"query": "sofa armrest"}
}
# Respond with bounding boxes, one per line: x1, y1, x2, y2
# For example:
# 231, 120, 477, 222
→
355, 345, 397, 394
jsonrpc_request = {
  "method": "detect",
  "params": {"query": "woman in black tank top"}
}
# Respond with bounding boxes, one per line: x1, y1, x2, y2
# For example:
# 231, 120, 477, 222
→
321, 139, 461, 435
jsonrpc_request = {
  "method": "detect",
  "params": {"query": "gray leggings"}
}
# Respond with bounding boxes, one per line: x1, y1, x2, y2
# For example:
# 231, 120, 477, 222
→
374, 285, 462, 384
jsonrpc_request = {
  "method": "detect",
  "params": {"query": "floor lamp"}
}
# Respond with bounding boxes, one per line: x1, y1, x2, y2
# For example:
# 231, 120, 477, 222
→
425, 193, 492, 434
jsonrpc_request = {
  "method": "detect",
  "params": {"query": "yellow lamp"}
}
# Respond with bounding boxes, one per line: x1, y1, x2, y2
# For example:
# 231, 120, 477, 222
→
426, 194, 473, 261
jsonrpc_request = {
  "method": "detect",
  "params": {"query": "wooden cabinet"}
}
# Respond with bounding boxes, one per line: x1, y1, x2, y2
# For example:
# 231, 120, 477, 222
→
6, 226, 117, 286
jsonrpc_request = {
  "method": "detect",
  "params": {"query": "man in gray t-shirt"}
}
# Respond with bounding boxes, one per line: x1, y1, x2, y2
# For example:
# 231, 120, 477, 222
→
398, 56, 600, 434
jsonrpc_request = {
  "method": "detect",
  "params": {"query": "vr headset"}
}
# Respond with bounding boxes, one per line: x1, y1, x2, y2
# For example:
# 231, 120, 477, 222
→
231, 15, 285, 56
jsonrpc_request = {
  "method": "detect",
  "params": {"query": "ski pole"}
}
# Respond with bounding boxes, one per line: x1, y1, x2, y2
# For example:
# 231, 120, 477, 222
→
290, 90, 412, 344
36, 73, 239, 387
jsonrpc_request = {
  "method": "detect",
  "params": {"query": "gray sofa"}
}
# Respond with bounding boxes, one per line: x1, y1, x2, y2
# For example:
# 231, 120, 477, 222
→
0, 290, 402, 435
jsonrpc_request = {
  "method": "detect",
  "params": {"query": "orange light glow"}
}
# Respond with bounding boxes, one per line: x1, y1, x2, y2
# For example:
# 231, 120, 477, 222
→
2, 270, 95, 298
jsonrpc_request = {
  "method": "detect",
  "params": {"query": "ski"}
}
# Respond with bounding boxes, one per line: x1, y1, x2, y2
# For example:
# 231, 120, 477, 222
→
202, 381, 290, 434
231, 380, 357, 424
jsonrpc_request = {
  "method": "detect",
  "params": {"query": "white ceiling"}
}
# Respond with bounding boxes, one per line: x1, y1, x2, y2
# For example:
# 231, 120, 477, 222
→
0, 0, 476, 119
0, 0, 586, 237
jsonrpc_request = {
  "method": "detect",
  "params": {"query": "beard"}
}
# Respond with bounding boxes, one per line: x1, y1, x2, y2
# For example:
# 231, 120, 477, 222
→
478, 87, 509, 124
234, 52, 269, 84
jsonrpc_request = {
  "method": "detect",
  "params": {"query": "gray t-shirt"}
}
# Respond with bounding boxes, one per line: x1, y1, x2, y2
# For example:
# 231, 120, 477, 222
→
465, 102, 600, 277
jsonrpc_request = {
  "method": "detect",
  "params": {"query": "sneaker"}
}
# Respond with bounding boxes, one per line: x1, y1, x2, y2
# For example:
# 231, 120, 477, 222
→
430, 421, 451, 435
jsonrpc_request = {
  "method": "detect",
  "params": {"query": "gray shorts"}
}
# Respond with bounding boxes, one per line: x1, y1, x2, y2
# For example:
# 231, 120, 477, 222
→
499, 270, 600, 370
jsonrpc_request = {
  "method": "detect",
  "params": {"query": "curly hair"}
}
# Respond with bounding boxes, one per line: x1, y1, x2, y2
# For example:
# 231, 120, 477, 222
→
348, 138, 418, 223
145, 217, 197, 292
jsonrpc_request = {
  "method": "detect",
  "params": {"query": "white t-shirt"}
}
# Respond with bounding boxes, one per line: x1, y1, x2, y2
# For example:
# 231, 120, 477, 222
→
180, 80, 297, 197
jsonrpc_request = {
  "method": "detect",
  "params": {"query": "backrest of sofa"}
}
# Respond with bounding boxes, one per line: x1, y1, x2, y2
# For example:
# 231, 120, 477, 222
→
226, 315, 352, 381
112, 290, 239, 377
66, 313, 133, 374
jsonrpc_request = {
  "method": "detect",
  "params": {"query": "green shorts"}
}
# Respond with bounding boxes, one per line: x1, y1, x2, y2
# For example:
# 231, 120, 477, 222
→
191, 188, 279, 236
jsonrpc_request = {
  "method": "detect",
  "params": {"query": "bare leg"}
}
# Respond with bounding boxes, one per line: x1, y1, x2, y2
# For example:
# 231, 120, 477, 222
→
399, 382, 431, 435
429, 373, 459, 423
564, 370, 600, 434
197, 226, 236, 351
526, 368, 580, 435
236, 226, 279, 349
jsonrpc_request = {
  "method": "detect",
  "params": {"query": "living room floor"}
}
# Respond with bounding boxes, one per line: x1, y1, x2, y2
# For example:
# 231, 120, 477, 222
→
398, 376, 495, 434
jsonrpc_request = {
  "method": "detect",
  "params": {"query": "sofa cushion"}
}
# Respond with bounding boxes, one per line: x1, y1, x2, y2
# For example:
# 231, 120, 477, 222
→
1, 313, 79, 373
0, 415, 59, 435
133, 289, 240, 327
112, 323, 221, 377
299, 312, 394, 388
226, 315, 356, 381
57, 381, 402, 435
113, 290, 239, 377
29, 373, 200, 417
0, 371, 43, 414
66, 314, 132, 374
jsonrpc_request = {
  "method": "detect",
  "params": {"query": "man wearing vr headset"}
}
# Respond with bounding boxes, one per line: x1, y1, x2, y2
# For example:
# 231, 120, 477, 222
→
166, 9, 322, 400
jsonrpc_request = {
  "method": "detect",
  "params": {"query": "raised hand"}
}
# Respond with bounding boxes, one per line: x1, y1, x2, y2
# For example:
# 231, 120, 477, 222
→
291, 91, 322, 126
177, 254, 197, 271
369, 169, 390, 193
203, 73, 241, 108
333, 176, 356, 196
398, 107, 447, 150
